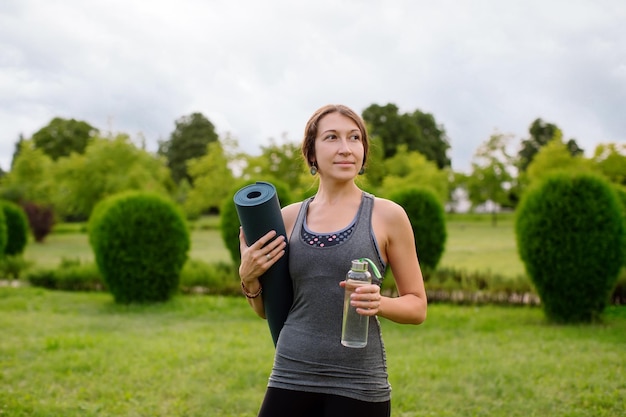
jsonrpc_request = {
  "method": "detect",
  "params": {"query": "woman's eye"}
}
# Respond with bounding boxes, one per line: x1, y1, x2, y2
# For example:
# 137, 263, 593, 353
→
325, 134, 337, 140
350, 134, 361, 141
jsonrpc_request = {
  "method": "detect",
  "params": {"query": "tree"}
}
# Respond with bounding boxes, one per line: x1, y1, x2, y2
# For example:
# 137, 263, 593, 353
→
591, 143, 626, 186
184, 139, 236, 217
1, 140, 55, 205
517, 118, 583, 172
466, 133, 515, 225
158, 112, 218, 184
379, 146, 449, 204
10, 134, 26, 169
242, 136, 305, 191
361, 136, 386, 188
0, 141, 56, 241
408, 109, 451, 169
362, 103, 451, 169
31, 117, 98, 160
51, 134, 173, 220
525, 137, 592, 185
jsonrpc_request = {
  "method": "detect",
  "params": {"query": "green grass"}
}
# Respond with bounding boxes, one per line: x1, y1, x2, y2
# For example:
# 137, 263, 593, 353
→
439, 214, 525, 278
23, 228, 231, 269
1, 287, 624, 416
24, 214, 525, 279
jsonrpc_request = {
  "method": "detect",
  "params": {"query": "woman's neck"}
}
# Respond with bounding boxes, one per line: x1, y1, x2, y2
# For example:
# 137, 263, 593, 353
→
313, 181, 362, 206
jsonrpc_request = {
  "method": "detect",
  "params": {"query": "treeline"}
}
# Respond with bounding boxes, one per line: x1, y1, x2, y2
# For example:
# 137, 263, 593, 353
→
1, 103, 625, 242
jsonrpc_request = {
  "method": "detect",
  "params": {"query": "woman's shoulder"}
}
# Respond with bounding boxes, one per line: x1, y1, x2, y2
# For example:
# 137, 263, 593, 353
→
372, 196, 404, 212
281, 201, 303, 219
281, 201, 305, 234
371, 196, 410, 223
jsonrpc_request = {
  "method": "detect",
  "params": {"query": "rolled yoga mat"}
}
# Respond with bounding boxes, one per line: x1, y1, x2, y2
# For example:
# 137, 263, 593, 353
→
234, 181, 293, 346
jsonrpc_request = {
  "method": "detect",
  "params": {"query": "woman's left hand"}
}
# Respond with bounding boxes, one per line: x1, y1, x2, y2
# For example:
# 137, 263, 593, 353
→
339, 281, 382, 316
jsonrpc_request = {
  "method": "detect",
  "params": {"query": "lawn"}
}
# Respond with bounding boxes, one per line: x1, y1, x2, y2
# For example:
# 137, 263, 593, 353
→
1, 287, 624, 416
439, 213, 525, 278
11, 213, 624, 416
24, 213, 526, 279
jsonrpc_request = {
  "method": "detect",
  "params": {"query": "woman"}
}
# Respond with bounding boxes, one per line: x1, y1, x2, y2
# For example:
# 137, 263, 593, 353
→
239, 104, 427, 416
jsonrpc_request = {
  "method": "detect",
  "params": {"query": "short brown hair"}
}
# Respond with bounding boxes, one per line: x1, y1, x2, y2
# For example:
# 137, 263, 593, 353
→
301, 104, 369, 169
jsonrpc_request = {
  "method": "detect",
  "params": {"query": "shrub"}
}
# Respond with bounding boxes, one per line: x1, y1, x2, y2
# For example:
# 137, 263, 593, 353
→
1, 200, 30, 255
389, 187, 447, 271
220, 179, 292, 266
88, 191, 190, 303
26, 259, 104, 291
613, 185, 626, 265
179, 259, 239, 295
0, 255, 33, 280
516, 172, 625, 323
0, 207, 6, 256
612, 267, 626, 305
21, 202, 55, 242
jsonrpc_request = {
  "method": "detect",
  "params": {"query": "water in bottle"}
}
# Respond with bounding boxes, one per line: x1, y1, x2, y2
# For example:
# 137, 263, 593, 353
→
341, 259, 372, 348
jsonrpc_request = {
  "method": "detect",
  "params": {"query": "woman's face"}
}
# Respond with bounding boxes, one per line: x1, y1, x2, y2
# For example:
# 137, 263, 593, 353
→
313, 112, 364, 180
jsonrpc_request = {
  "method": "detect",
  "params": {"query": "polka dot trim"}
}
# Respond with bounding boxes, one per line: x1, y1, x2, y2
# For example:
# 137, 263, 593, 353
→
301, 223, 355, 248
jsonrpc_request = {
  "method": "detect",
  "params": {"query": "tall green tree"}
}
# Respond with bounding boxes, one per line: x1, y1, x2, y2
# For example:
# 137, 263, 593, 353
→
31, 117, 98, 160
517, 118, 583, 172
362, 103, 451, 169
52, 134, 173, 220
10, 134, 26, 169
1, 140, 54, 204
1, 141, 56, 241
466, 133, 515, 225
379, 145, 449, 204
242, 136, 304, 191
184, 139, 236, 217
158, 112, 218, 184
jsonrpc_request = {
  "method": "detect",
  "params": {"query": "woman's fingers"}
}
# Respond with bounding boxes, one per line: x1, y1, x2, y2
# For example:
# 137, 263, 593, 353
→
352, 285, 382, 315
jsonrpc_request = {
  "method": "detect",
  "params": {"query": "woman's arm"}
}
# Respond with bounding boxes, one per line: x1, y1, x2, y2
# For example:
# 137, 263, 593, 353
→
360, 198, 427, 325
237, 202, 299, 318
238, 228, 286, 318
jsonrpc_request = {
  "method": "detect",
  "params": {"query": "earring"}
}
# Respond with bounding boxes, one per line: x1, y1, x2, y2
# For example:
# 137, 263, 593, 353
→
310, 165, 318, 175
358, 166, 365, 175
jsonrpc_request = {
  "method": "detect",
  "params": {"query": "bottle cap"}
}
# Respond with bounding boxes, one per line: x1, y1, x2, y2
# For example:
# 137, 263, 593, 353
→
351, 259, 368, 272
359, 257, 382, 279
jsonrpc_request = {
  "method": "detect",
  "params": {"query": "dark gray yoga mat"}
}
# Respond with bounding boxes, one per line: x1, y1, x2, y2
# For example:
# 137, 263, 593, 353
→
234, 181, 293, 346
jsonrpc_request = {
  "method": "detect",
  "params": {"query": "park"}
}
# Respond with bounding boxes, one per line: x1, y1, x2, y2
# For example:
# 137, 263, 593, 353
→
0, 211, 623, 416
0, 108, 625, 416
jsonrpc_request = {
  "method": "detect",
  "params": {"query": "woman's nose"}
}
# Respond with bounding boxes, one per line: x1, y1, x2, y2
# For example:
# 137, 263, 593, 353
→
338, 137, 352, 154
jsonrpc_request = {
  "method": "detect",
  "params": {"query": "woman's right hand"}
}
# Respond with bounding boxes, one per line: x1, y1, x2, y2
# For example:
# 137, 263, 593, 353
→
238, 228, 287, 287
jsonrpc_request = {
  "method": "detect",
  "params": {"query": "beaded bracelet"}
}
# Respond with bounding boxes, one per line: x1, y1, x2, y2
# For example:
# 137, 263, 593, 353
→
241, 281, 263, 299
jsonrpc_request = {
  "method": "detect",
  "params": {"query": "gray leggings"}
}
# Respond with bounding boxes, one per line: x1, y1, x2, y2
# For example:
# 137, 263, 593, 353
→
257, 387, 391, 417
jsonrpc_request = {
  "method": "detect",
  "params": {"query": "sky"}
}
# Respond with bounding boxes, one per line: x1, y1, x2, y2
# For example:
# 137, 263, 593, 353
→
1, 0, 625, 174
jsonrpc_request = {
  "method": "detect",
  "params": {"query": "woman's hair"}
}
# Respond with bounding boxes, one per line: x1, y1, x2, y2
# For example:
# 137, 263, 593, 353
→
301, 104, 369, 170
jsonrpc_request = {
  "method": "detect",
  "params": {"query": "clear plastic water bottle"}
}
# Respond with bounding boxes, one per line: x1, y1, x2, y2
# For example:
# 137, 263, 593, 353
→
341, 259, 372, 348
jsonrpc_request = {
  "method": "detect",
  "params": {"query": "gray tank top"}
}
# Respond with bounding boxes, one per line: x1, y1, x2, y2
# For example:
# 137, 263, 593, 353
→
268, 192, 391, 402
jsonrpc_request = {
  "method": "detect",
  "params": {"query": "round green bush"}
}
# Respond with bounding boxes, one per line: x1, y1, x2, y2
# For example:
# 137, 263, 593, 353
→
1, 200, 30, 255
220, 179, 292, 266
613, 185, 626, 265
389, 187, 447, 271
88, 191, 190, 303
515, 172, 625, 323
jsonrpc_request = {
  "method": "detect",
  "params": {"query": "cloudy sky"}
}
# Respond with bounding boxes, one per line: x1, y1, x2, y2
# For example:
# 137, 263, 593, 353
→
1, 0, 624, 173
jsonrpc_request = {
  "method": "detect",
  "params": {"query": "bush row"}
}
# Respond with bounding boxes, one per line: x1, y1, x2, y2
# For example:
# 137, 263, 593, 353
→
24, 258, 241, 296
21, 258, 626, 306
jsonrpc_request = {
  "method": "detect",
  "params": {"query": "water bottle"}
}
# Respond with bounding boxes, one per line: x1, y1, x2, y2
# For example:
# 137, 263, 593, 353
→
341, 259, 372, 348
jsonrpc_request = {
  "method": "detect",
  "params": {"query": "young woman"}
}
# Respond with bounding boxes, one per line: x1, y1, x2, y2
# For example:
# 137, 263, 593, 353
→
238, 104, 427, 416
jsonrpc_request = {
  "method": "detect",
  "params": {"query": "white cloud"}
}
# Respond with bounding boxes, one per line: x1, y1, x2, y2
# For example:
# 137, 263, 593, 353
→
0, 0, 624, 173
